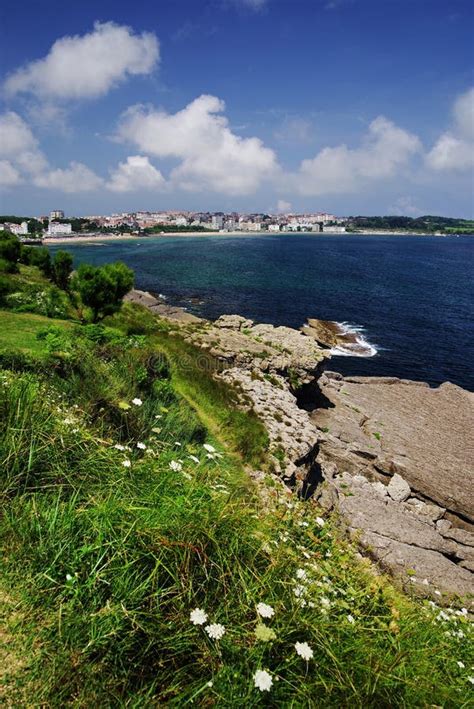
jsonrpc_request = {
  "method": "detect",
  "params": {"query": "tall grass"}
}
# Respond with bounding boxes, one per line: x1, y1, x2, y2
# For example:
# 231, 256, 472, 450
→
0, 310, 472, 706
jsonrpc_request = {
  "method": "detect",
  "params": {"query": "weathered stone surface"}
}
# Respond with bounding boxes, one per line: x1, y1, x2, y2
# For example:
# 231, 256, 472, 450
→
311, 373, 474, 523
334, 473, 474, 599
125, 290, 202, 323
302, 319, 375, 356
387, 473, 411, 502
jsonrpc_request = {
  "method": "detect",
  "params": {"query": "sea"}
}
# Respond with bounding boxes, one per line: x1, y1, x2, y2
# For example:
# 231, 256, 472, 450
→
48, 233, 474, 391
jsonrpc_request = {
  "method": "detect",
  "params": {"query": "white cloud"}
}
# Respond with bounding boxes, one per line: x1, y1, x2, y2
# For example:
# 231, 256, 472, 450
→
291, 116, 421, 195
0, 111, 48, 178
277, 199, 292, 212
0, 111, 103, 193
4, 21, 159, 101
33, 162, 104, 193
227, 0, 268, 10
389, 196, 424, 217
426, 87, 474, 171
116, 94, 278, 195
107, 155, 166, 192
0, 160, 22, 187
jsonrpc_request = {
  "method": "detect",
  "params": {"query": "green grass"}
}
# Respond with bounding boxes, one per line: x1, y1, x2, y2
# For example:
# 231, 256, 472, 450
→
0, 295, 473, 707
0, 310, 73, 356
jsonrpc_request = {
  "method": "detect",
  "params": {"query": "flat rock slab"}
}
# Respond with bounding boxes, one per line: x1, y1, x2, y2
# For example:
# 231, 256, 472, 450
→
312, 374, 474, 523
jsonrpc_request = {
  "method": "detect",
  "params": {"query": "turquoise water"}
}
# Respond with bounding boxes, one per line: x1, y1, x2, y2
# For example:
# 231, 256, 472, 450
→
49, 233, 474, 390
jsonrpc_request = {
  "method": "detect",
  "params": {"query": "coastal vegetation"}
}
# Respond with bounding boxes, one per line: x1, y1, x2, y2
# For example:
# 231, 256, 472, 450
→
0, 231, 472, 706
346, 214, 474, 234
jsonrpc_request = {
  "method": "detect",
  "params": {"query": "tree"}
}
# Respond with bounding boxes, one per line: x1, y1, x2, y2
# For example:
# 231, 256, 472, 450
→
73, 261, 134, 322
53, 251, 73, 290
28, 246, 52, 276
0, 230, 21, 266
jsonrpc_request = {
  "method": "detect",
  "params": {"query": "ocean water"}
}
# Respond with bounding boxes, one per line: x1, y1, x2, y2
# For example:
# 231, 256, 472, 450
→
48, 233, 474, 390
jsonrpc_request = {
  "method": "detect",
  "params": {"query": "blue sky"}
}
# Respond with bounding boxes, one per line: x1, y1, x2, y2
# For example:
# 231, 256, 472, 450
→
0, 0, 473, 217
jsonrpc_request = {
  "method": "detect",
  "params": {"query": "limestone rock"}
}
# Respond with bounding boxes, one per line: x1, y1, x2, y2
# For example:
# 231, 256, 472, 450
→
387, 473, 411, 502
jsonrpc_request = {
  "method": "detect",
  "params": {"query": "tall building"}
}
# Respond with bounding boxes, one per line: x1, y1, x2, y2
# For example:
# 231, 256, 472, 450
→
50, 210, 64, 220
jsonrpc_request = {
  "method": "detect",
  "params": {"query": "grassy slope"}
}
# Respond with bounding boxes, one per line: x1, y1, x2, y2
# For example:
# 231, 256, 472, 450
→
0, 310, 72, 355
1, 308, 473, 707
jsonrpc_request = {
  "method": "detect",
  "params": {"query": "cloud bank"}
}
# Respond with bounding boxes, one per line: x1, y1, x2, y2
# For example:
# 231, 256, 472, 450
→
4, 22, 159, 101
426, 88, 474, 171
116, 94, 279, 195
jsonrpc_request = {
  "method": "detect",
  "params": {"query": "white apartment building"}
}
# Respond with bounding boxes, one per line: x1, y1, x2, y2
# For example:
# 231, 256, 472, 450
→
268, 224, 281, 232
9, 221, 29, 235
48, 222, 72, 235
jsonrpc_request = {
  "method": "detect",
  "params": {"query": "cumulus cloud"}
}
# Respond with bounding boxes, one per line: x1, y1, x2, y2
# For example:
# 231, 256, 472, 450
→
4, 21, 159, 100
426, 87, 474, 171
0, 111, 103, 192
107, 155, 166, 192
116, 94, 278, 194
33, 162, 104, 192
291, 116, 421, 195
277, 199, 292, 212
0, 111, 48, 179
0, 160, 22, 187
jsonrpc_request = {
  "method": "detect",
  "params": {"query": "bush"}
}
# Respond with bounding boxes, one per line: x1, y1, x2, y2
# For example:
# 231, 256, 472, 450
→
72, 261, 134, 322
52, 251, 73, 290
0, 257, 17, 274
0, 230, 20, 267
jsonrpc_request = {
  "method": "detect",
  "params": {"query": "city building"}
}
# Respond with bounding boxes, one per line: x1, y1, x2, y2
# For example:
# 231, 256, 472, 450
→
48, 222, 72, 235
8, 221, 29, 235
50, 210, 64, 220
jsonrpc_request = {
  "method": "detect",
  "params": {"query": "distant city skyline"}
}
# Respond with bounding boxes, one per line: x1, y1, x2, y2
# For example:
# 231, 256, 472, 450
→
1, 0, 473, 217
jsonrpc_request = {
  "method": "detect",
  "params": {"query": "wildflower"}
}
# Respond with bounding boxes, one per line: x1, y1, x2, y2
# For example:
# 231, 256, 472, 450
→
293, 584, 306, 598
132, 397, 143, 406
206, 681, 213, 688
190, 608, 208, 625
255, 623, 277, 642
296, 568, 308, 580
65, 573, 74, 582
175, 441, 182, 447
457, 661, 465, 669
253, 669, 273, 692
137, 442, 146, 450
206, 453, 215, 460
295, 641, 314, 661
122, 459, 131, 468
203, 443, 216, 453
347, 614, 355, 624
468, 676, 474, 685
205, 623, 226, 640
315, 516, 325, 528
169, 460, 183, 472
320, 597, 331, 609
256, 602, 275, 619
114, 443, 125, 451
182, 472, 192, 480
189, 455, 200, 464
155, 414, 162, 419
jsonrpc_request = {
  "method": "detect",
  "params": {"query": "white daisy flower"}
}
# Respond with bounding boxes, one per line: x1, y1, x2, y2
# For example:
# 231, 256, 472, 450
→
169, 460, 183, 472
347, 614, 355, 624
190, 608, 208, 625
295, 641, 314, 661
253, 669, 273, 692
315, 516, 325, 528
137, 442, 146, 450
132, 397, 143, 406
203, 443, 216, 453
457, 661, 465, 669
114, 444, 125, 451
122, 459, 131, 468
205, 623, 226, 640
188, 455, 200, 464
256, 602, 275, 619
296, 568, 308, 580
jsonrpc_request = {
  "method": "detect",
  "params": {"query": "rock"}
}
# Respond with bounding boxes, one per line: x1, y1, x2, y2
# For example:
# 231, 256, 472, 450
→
372, 481, 388, 498
311, 375, 474, 524
214, 314, 254, 330
388, 474, 411, 502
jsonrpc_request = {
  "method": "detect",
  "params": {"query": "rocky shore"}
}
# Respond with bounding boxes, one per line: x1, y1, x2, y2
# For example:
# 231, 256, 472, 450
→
126, 289, 474, 602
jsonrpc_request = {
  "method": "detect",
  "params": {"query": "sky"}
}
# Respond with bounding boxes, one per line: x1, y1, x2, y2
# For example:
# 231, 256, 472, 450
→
0, 0, 473, 218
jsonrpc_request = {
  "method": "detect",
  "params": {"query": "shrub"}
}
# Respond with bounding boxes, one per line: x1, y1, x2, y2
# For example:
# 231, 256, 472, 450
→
52, 251, 73, 290
72, 261, 134, 322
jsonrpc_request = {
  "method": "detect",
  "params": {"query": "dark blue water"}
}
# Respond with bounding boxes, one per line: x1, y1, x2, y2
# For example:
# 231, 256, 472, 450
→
49, 234, 474, 390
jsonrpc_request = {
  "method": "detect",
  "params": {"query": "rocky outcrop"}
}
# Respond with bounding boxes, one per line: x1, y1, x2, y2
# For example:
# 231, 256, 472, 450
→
125, 290, 202, 323
132, 293, 473, 601
302, 318, 375, 356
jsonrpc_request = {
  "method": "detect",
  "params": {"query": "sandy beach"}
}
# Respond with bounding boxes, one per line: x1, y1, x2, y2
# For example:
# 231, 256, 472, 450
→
42, 230, 446, 245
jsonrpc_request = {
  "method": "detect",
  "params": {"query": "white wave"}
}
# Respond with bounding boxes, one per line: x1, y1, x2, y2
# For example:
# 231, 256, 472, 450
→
329, 322, 378, 358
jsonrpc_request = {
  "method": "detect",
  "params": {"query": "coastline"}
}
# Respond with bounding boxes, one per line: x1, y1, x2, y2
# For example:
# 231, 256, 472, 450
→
43, 230, 462, 245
